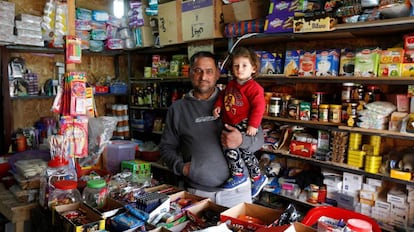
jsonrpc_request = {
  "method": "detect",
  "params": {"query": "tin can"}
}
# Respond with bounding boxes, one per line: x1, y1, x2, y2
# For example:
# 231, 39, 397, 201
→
299, 101, 311, 120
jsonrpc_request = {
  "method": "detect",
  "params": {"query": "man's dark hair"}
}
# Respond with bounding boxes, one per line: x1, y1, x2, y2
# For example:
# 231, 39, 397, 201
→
189, 51, 218, 67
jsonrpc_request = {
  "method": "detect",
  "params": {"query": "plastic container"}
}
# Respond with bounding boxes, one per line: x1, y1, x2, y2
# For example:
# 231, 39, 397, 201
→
103, 140, 137, 174
39, 159, 77, 209
48, 180, 81, 208
345, 218, 373, 232
82, 179, 108, 209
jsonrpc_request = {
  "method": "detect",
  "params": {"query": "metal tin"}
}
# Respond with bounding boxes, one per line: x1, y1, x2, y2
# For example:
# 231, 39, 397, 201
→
299, 101, 311, 120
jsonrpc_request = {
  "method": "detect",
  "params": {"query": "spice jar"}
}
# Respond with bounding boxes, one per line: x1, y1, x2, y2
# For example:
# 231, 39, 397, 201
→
82, 179, 108, 209
48, 180, 81, 208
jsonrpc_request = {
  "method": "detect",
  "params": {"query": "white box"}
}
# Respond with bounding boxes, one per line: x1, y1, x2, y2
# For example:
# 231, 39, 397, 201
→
375, 200, 391, 211
342, 172, 363, 194
371, 206, 390, 223
366, 178, 382, 187
360, 189, 377, 201
333, 191, 358, 211
362, 183, 377, 192
387, 190, 407, 205
359, 203, 372, 216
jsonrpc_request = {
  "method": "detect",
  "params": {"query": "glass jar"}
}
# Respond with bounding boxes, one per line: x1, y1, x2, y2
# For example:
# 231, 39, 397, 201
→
341, 83, 356, 103
318, 104, 329, 122
269, 97, 281, 117
82, 179, 108, 209
329, 104, 342, 123
48, 180, 81, 208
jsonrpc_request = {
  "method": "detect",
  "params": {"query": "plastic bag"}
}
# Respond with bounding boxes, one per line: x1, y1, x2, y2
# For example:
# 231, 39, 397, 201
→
273, 204, 301, 226
78, 116, 117, 167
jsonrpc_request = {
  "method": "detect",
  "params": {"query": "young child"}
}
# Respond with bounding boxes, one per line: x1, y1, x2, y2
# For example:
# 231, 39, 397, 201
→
213, 47, 268, 198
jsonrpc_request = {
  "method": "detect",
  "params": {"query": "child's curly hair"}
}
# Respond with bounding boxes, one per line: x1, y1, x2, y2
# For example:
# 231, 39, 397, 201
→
227, 47, 261, 78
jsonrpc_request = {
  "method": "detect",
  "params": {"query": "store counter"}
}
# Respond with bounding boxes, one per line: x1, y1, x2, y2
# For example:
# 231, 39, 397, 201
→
0, 183, 37, 232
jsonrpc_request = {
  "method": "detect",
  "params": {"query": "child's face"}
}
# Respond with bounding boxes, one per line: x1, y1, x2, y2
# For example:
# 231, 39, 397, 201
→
232, 56, 256, 81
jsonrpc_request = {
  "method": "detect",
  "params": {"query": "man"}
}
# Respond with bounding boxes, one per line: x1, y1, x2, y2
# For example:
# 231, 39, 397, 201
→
159, 51, 264, 207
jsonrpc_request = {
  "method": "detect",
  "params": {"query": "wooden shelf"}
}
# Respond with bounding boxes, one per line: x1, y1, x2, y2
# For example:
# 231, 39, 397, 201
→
6, 45, 126, 56
10, 93, 125, 100
256, 75, 414, 85
338, 126, 414, 140
262, 148, 414, 185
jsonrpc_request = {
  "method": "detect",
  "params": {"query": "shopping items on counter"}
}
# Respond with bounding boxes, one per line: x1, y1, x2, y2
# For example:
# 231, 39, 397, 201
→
39, 134, 78, 209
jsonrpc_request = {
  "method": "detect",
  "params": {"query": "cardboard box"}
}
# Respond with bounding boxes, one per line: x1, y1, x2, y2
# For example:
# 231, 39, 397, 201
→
181, 0, 223, 42
54, 202, 105, 232
86, 197, 125, 219
158, 1, 183, 46
220, 202, 282, 231
169, 191, 207, 206
289, 140, 317, 158
256, 222, 316, 232
390, 169, 412, 181
264, 0, 297, 33
186, 199, 228, 229
222, 0, 270, 23
342, 172, 363, 194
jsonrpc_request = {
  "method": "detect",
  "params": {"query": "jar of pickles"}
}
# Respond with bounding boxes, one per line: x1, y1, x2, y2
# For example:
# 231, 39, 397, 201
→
48, 180, 81, 209
82, 179, 108, 209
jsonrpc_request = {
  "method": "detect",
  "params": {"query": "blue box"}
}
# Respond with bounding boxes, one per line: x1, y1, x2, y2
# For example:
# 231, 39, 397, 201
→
110, 83, 127, 94
315, 49, 340, 76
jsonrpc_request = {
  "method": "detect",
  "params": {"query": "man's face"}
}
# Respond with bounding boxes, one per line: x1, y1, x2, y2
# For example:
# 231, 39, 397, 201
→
190, 57, 220, 98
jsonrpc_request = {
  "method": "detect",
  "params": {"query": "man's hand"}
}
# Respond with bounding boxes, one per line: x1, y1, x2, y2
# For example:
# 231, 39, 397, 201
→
221, 124, 242, 149
183, 162, 191, 176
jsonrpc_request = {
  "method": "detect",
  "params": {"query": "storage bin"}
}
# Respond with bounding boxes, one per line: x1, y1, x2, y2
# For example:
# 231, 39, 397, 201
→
103, 140, 137, 174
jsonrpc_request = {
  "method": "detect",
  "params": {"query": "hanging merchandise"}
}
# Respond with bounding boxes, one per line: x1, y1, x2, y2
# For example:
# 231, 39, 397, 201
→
65, 35, 82, 64
60, 116, 88, 158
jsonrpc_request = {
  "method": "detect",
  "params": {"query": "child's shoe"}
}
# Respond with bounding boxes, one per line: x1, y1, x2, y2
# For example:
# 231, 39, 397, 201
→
222, 174, 247, 189
251, 174, 268, 198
